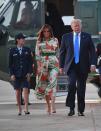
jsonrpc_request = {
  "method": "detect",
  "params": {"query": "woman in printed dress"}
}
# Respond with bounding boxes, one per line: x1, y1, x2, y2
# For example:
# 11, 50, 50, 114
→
35, 24, 59, 115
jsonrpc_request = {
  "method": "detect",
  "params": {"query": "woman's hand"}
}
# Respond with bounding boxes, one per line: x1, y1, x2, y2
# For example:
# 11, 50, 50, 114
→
10, 75, 16, 81
26, 73, 31, 82
59, 68, 64, 74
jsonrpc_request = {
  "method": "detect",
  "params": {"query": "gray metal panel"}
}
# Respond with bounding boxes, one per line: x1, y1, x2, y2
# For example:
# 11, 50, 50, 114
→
74, 1, 98, 35
98, 0, 101, 34
40, 0, 45, 25
77, 0, 98, 1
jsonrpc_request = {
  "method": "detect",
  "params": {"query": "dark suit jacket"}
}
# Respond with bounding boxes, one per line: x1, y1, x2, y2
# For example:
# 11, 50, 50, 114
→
9, 46, 33, 78
59, 32, 96, 75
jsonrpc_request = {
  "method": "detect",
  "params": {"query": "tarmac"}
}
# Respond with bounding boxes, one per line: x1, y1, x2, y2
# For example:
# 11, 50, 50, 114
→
0, 80, 101, 131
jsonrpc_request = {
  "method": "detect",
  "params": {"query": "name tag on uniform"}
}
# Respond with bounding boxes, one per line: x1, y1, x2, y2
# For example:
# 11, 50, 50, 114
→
25, 52, 28, 55
13, 54, 17, 56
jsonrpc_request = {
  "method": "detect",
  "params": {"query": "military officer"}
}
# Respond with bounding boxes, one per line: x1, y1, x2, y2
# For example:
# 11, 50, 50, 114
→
9, 33, 32, 115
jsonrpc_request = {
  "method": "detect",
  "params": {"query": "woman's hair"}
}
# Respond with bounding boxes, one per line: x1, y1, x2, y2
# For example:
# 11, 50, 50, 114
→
37, 24, 54, 42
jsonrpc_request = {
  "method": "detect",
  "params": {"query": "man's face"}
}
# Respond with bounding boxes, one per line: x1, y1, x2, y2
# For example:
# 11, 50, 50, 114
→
71, 22, 81, 33
17, 38, 25, 47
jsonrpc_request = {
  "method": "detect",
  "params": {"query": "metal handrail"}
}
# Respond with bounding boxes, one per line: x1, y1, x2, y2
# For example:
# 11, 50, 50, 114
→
0, 0, 15, 17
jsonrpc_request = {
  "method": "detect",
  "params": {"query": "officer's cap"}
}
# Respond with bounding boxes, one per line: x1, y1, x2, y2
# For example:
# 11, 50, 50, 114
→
15, 33, 26, 40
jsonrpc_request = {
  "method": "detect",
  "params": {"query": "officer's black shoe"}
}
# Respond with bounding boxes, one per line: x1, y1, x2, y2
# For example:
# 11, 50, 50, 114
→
18, 112, 22, 116
68, 110, 75, 116
28, 102, 32, 105
24, 111, 30, 115
78, 112, 85, 116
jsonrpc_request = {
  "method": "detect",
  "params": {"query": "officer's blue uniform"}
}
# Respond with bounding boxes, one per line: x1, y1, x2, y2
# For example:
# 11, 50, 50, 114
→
9, 46, 32, 89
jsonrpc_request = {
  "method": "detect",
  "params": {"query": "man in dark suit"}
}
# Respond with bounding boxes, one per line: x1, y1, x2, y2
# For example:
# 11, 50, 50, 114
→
9, 33, 32, 115
59, 19, 96, 116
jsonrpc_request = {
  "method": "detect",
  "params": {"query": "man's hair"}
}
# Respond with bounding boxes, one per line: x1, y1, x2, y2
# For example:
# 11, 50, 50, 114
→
71, 19, 82, 27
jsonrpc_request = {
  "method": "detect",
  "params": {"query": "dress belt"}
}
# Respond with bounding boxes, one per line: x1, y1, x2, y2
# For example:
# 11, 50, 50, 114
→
41, 52, 56, 56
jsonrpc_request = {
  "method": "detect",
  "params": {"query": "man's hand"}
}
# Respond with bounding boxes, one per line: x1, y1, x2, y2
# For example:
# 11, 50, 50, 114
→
90, 65, 96, 72
10, 75, 16, 81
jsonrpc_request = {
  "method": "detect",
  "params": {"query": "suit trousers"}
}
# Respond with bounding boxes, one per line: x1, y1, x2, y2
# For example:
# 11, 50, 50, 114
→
66, 63, 88, 113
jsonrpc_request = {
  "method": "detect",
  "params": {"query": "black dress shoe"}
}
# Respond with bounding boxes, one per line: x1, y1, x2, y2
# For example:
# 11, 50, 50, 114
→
18, 113, 22, 116
68, 110, 75, 116
52, 111, 56, 113
78, 112, 85, 116
28, 103, 32, 105
24, 111, 30, 115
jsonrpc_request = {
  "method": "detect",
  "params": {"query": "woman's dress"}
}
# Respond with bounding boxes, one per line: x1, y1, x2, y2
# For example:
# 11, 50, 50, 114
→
35, 38, 59, 99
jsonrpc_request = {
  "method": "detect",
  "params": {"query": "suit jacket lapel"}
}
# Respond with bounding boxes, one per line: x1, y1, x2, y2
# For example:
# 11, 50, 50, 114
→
66, 32, 74, 72
80, 32, 85, 55
69, 32, 74, 55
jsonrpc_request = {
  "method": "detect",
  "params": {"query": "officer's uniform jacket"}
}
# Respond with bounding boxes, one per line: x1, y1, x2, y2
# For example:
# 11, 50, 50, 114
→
9, 46, 32, 78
